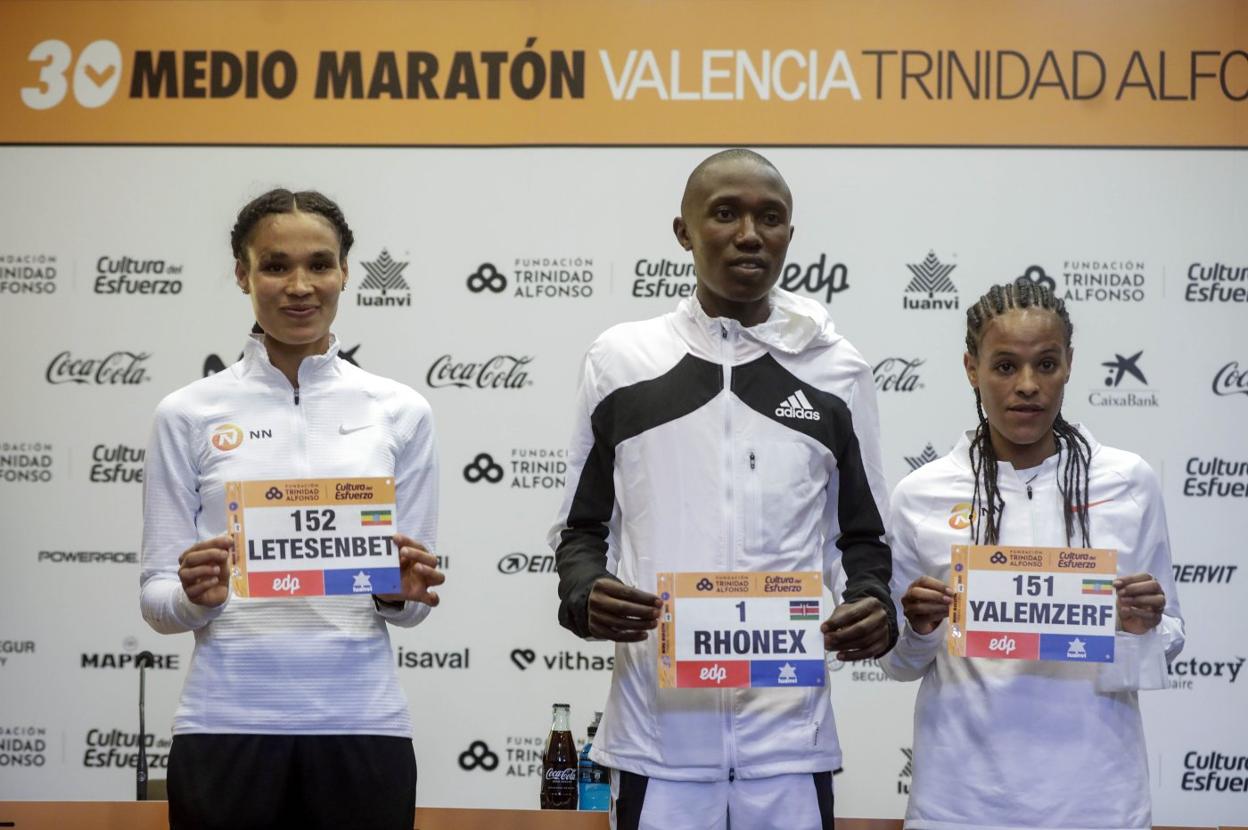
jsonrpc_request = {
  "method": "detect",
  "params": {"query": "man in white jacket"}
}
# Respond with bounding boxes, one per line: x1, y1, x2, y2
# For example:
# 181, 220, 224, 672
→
550, 150, 896, 829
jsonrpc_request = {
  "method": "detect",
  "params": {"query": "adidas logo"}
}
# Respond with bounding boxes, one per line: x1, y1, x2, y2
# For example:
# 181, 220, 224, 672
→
775, 389, 822, 421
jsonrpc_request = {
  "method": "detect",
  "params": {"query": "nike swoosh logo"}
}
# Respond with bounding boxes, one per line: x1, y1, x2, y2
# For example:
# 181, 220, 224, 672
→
1071, 499, 1114, 512
338, 424, 374, 435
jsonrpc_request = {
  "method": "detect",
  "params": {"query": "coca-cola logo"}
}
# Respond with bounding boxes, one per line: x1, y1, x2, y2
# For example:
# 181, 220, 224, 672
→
1213, 361, 1248, 398
426, 354, 533, 390
45, 351, 151, 385
544, 767, 577, 782
873, 357, 925, 393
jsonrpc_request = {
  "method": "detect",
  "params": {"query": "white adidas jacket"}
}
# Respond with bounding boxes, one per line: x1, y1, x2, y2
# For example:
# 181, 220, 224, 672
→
549, 290, 895, 781
140, 334, 438, 736
880, 427, 1184, 830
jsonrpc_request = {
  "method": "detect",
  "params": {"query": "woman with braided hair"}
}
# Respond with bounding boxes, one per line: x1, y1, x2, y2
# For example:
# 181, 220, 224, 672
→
879, 276, 1184, 830
141, 189, 443, 829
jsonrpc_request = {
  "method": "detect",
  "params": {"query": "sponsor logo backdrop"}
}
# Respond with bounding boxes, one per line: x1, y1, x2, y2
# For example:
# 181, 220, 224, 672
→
0, 2, 1244, 825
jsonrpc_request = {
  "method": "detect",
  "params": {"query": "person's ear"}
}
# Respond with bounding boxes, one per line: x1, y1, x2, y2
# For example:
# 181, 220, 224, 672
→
1063, 346, 1074, 384
673, 217, 692, 251
964, 352, 978, 390
341, 261, 349, 291
235, 260, 250, 294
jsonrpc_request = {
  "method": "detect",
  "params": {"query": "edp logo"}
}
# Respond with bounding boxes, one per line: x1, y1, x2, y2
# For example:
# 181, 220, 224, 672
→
699, 664, 728, 684
272, 574, 301, 595
988, 636, 1017, 655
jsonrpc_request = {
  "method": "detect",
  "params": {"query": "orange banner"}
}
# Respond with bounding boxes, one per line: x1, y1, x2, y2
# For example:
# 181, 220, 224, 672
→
0, 0, 1245, 146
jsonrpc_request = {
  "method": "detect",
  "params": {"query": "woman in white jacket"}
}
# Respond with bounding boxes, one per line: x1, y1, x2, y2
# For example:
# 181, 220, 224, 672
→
140, 189, 444, 830
879, 277, 1184, 830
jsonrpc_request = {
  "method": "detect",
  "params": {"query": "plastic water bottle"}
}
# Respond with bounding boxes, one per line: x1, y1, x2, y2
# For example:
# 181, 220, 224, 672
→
578, 711, 610, 811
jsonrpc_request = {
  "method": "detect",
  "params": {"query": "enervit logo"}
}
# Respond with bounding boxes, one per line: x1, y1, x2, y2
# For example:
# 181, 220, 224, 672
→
0, 441, 54, 484
0, 726, 48, 767
83, 728, 171, 770
45, 350, 151, 385
0, 253, 58, 295
1182, 457, 1248, 498
632, 258, 695, 298
464, 453, 504, 483
93, 255, 184, 295
902, 251, 958, 310
426, 354, 533, 390
778, 254, 850, 304
459, 740, 500, 772
467, 263, 507, 293
211, 423, 244, 452
497, 552, 556, 575
775, 389, 822, 421
1179, 751, 1248, 792
1166, 656, 1244, 690
508, 648, 613, 671
1090, 350, 1157, 408
1172, 563, 1237, 584
905, 443, 939, 471
89, 443, 144, 483
873, 357, 925, 393
395, 647, 470, 669
357, 249, 412, 307
1185, 262, 1248, 304
948, 502, 974, 530
1213, 361, 1248, 398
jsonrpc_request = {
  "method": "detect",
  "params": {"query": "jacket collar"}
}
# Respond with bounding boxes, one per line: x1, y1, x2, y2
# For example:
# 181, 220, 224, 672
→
678, 288, 841, 356
240, 332, 342, 386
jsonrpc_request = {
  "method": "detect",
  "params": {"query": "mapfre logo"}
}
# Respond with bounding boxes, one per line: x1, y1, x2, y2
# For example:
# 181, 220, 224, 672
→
948, 502, 974, 530
210, 423, 243, 452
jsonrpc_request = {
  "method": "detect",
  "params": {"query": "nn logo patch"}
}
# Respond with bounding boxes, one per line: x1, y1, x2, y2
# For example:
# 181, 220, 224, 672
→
775, 389, 821, 421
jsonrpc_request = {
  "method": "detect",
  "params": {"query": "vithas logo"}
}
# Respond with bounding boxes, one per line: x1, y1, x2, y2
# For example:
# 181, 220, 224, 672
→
775, 389, 821, 421
357, 249, 411, 307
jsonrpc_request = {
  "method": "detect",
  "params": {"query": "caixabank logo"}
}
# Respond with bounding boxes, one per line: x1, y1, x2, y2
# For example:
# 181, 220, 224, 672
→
0, 725, 48, 768
0, 440, 54, 484
0, 253, 58, 295
93, 255, 184, 295
1165, 656, 1244, 691
89, 443, 144, 483
395, 646, 470, 670
45, 350, 151, 385
357, 249, 411, 307
82, 728, 171, 771
1090, 350, 1158, 408
1181, 456, 1248, 498
1185, 262, 1248, 304
902, 251, 959, 310
1177, 750, 1248, 793
463, 449, 566, 489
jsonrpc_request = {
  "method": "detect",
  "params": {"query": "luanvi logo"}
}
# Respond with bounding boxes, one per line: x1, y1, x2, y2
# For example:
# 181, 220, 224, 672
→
0, 253, 58, 295
905, 443, 939, 471
0, 441, 54, 484
45, 351, 151, 385
873, 357, 925, 393
1213, 361, 1248, 398
357, 249, 411, 307
903, 251, 958, 310
1090, 350, 1157, 408
93, 256, 184, 295
897, 747, 913, 795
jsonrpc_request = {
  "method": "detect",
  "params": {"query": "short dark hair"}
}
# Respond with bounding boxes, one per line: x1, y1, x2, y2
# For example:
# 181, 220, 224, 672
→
230, 189, 354, 263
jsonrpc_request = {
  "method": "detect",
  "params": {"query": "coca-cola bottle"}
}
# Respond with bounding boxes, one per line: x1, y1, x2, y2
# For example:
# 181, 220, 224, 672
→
540, 703, 578, 809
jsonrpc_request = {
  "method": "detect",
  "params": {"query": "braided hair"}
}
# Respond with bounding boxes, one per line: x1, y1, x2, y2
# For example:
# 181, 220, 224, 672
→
965, 276, 1091, 547
230, 188, 355, 264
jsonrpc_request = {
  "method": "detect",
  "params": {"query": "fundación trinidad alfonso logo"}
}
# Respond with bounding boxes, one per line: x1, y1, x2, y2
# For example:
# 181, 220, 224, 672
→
467, 263, 507, 294
210, 424, 243, 452
903, 251, 959, 310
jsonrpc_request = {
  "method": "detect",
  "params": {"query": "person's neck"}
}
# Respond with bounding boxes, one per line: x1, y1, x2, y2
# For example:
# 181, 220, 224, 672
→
988, 427, 1057, 471
695, 285, 771, 328
264, 334, 329, 388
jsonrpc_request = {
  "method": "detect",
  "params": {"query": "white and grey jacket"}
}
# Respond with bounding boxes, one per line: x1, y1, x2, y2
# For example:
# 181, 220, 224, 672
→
140, 334, 438, 736
549, 289, 895, 781
880, 427, 1184, 830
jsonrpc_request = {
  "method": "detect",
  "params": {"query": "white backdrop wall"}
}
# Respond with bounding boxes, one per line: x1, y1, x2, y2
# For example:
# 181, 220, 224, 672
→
0, 146, 1245, 824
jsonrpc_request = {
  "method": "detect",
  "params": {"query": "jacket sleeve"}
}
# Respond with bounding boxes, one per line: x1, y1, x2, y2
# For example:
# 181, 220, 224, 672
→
878, 483, 944, 681
380, 390, 440, 628
1096, 458, 1185, 692
140, 396, 228, 634
824, 358, 898, 649
549, 348, 620, 638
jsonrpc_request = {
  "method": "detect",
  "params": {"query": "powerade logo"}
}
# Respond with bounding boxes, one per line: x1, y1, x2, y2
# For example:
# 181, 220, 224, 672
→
38, 550, 137, 565
83, 728, 171, 770
1185, 262, 1248, 303
93, 255, 184, 295
497, 552, 556, 575
1180, 751, 1248, 792
0, 726, 48, 767
0, 253, 57, 295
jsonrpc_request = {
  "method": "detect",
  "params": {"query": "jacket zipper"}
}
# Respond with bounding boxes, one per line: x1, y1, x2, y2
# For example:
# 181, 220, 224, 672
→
719, 322, 739, 783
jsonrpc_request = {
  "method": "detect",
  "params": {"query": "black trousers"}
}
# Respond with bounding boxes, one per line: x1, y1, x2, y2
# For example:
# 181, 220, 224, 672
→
168, 734, 416, 830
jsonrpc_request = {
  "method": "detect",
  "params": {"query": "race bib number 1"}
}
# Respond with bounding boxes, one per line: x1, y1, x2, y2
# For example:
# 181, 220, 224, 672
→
657, 572, 825, 689
948, 545, 1117, 662
226, 477, 401, 598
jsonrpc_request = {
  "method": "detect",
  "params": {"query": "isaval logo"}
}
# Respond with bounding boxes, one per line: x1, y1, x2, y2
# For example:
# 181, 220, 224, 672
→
902, 251, 958, 310
0, 441, 54, 484
874, 357, 925, 393
1090, 350, 1157, 408
497, 552, 556, 575
1213, 361, 1248, 398
357, 249, 412, 307
0, 253, 58, 295
395, 647, 470, 669
46, 351, 151, 385
905, 443, 939, 471
93, 255, 183, 295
